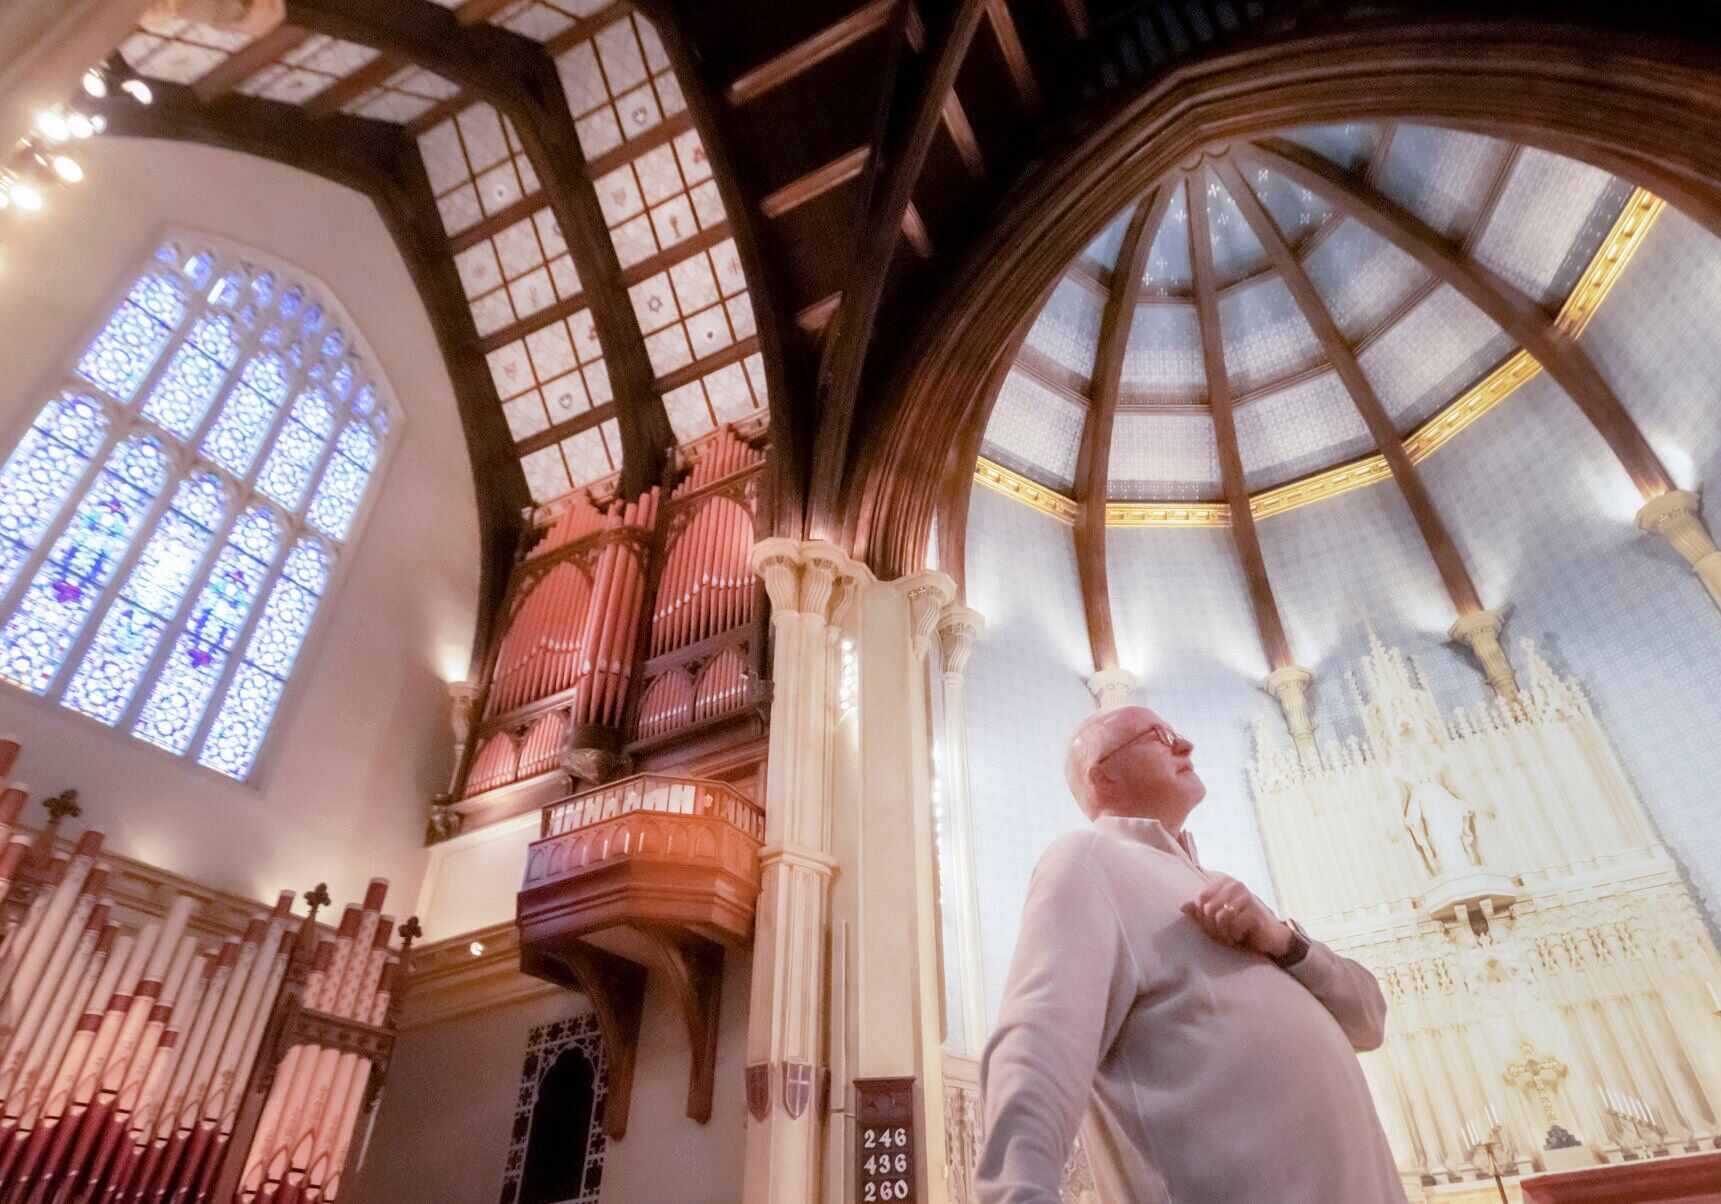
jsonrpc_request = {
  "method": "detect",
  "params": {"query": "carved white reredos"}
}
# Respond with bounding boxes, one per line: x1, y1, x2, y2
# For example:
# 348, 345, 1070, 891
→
936, 606, 985, 681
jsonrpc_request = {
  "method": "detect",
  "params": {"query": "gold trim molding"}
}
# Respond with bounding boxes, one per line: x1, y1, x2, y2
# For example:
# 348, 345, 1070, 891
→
974, 457, 1080, 522
974, 188, 1663, 527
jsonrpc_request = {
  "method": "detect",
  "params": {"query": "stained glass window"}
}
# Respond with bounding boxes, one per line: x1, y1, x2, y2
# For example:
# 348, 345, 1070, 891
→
0, 239, 395, 779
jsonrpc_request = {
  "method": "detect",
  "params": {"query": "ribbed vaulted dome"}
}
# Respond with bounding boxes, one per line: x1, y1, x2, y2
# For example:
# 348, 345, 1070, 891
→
979, 123, 1638, 504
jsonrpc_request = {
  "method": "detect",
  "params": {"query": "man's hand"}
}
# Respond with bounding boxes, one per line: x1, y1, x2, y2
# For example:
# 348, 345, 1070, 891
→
1180, 875, 1294, 959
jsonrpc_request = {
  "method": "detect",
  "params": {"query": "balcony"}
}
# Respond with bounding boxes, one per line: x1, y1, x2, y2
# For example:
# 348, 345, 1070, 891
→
516, 774, 764, 1137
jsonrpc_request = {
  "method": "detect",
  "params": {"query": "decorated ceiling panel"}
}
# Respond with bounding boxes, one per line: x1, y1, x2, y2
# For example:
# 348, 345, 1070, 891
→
1217, 276, 1323, 395
979, 121, 1637, 510
1357, 286, 1513, 430
1108, 412, 1221, 500
1374, 125, 1511, 243
1303, 220, 1431, 343
1472, 152, 1635, 306
980, 369, 1086, 493
1235, 372, 1373, 491
120, 20, 254, 84
1022, 277, 1104, 385
235, 35, 380, 104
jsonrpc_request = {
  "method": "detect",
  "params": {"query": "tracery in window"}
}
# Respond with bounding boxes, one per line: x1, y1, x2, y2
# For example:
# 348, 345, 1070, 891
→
0, 237, 396, 779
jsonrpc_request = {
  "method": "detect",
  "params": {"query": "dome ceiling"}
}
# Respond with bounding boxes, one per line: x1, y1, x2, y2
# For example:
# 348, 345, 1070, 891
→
979, 122, 1637, 506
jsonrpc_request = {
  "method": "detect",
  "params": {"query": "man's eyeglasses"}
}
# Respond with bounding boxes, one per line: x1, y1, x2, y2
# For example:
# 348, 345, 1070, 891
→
1096, 723, 1185, 764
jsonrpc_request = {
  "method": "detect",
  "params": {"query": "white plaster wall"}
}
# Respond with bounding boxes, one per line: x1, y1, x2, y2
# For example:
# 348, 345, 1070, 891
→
962, 487, 1096, 1022
1107, 524, 1277, 904
0, 136, 480, 910
351, 953, 752, 1204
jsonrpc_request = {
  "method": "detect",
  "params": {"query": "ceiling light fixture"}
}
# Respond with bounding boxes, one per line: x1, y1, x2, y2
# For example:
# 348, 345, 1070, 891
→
34, 110, 69, 143
119, 78, 153, 106
82, 68, 108, 99
51, 156, 83, 184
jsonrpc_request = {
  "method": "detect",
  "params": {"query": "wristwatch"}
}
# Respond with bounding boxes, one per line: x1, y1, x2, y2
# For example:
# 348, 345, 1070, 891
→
1271, 918, 1311, 969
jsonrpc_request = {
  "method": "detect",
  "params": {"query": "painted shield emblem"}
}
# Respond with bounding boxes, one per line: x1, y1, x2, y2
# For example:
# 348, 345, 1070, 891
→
783, 1061, 814, 1119
745, 1063, 771, 1122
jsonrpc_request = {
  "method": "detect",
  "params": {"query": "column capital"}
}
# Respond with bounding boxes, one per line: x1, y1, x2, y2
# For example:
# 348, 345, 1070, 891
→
750, 537, 875, 622
1635, 489, 1721, 613
899, 571, 957, 661
1263, 665, 1318, 767
1263, 664, 1314, 698
1448, 606, 1519, 700
937, 605, 985, 680
1634, 488, 1703, 537
1086, 668, 1137, 710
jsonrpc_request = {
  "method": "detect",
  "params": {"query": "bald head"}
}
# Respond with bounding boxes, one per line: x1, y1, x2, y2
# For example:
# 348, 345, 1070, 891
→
1065, 706, 1154, 818
1064, 704, 1204, 825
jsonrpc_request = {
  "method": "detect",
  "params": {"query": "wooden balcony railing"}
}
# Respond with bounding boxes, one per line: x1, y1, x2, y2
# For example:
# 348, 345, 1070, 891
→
516, 773, 764, 1136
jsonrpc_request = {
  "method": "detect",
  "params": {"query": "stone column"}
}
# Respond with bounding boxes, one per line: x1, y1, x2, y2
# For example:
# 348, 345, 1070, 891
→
935, 605, 987, 1055
1263, 665, 1318, 768
745, 538, 869, 1204
1448, 608, 1519, 700
1086, 667, 1136, 711
1636, 489, 1721, 611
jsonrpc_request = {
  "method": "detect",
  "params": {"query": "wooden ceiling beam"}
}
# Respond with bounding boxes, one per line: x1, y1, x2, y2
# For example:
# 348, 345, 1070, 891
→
284, 0, 674, 496
726, 0, 899, 105
1246, 136, 1675, 498
303, 50, 408, 117
983, 0, 1041, 114
809, 0, 989, 527
190, 23, 311, 102
1462, 142, 1523, 255
759, 146, 870, 218
1188, 168, 1294, 670
98, 79, 525, 675
514, 402, 618, 457
1075, 188, 1163, 673
941, 91, 986, 180
1215, 156, 1484, 616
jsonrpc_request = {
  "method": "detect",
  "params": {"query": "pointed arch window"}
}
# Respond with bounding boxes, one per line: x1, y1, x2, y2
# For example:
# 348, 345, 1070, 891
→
0, 236, 397, 780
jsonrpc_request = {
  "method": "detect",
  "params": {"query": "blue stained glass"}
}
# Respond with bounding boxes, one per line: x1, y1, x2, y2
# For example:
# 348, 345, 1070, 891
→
210, 273, 243, 308
252, 273, 275, 308
154, 243, 180, 266
305, 422, 375, 541
351, 385, 376, 417
200, 353, 289, 475
256, 390, 333, 510
0, 438, 168, 693
61, 474, 225, 723
281, 539, 330, 593
261, 325, 284, 348
302, 303, 323, 332
197, 664, 284, 778
200, 533, 327, 778
0, 395, 108, 596
331, 363, 353, 400
320, 329, 344, 359
279, 286, 303, 319
76, 276, 186, 401
183, 252, 215, 289
140, 314, 240, 437
131, 506, 279, 753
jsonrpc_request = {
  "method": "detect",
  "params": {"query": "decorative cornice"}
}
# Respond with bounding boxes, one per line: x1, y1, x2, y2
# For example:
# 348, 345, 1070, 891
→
1555, 187, 1663, 338
1106, 501, 1229, 527
972, 188, 1664, 527
973, 457, 1080, 523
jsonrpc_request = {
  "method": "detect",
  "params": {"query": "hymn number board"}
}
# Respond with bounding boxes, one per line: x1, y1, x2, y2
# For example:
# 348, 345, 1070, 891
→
854, 1076, 917, 1203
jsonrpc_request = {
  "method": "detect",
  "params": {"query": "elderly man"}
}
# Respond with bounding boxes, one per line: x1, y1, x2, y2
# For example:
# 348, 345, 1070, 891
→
976, 705, 1404, 1203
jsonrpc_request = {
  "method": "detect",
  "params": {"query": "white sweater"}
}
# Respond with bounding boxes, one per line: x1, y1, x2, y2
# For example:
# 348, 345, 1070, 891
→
976, 815, 1405, 1203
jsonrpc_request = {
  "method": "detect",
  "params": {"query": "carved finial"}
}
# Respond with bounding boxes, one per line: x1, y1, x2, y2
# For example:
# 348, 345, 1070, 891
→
41, 789, 80, 825
303, 881, 332, 923
398, 915, 423, 957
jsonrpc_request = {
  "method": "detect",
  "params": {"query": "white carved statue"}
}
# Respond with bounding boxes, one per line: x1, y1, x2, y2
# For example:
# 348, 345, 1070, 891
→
1390, 739, 1483, 877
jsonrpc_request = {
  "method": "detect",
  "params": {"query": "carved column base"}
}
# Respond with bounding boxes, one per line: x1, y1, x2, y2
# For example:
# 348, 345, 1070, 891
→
1263, 665, 1318, 768
1637, 490, 1721, 611
1086, 668, 1136, 711
1448, 608, 1519, 700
